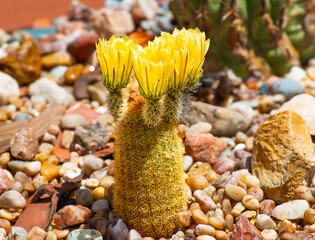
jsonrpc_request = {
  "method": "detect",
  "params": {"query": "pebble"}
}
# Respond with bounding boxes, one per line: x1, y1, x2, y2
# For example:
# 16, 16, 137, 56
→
42, 51, 73, 69
8, 160, 27, 172
195, 224, 215, 236
230, 215, 263, 240
10, 181, 23, 193
45, 231, 57, 240
21, 161, 41, 176
81, 155, 104, 175
241, 175, 260, 188
59, 162, 78, 176
0, 209, 20, 221
241, 210, 256, 219
270, 78, 304, 100
61, 114, 87, 130
225, 184, 247, 201
75, 188, 94, 207
247, 187, 264, 202
278, 219, 296, 235
195, 236, 216, 240
208, 210, 225, 230
107, 218, 129, 240
0, 228, 6, 238
178, 211, 193, 227
85, 178, 99, 188
42, 132, 57, 144
303, 209, 315, 224
259, 200, 275, 216
285, 66, 307, 82
228, 102, 254, 122
0, 72, 19, 106
92, 199, 110, 212
32, 175, 48, 189
10, 128, 39, 161
64, 64, 84, 85
235, 131, 247, 144
231, 202, 245, 217
0, 152, 10, 168
0, 169, 11, 195
61, 130, 74, 149
193, 190, 216, 213
8, 227, 28, 239
0, 190, 26, 210
52, 228, 70, 239
39, 143, 54, 154
186, 122, 212, 137
192, 209, 208, 225
41, 161, 60, 181
271, 200, 309, 220
15, 171, 34, 192
92, 187, 105, 200
49, 65, 68, 79
28, 226, 47, 240
53, 205, 93, 229
294, 186, 314, 204
90, 168, 108, 180
127, 229, 142, 240
67, 229, 102, 240
0, 219, 11, 235
260, 229, 278, 240
48, 124, 61, 135
186, 174, 208, 192
225, 214, 234, 232
255, 214, 276, 230
183, 155, 193, 172
242, 195, 260, 210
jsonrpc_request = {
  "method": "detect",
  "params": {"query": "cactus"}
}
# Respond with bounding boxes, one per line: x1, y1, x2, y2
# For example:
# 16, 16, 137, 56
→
170, 0, 315, 79
96, 29, 210, 238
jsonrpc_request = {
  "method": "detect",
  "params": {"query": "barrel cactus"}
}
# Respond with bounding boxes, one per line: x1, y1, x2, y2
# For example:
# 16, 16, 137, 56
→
96, 29, 210, 238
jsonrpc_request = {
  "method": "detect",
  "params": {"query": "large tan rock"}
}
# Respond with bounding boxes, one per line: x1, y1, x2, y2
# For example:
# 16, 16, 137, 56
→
252, 111, 315, 203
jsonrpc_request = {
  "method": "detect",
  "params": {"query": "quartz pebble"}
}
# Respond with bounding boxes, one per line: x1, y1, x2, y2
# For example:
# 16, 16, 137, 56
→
0, 169, 11, 195
278, 219, 296, 235
48, 124, 61, 135
186, 174, 208, 192
303, 209, 315, 224
231, 202, 245, 217
21, 161, 41, 176
183, 155, 193, 172
242, 195, 260, 210
294, 186, 314, 204
225, 184, 247, 201
127, 229, 142, 240
193, 190, 216, 213
82, 155, 104, 175
271, 200, 309, 220
67, 229, 102, 240
0, 190, 26, 209
255, 214, 276, 230
241, 175, 260, 188
195, 224, 215, 236
192, 209, 208, 225
186, 122, 212, 137
61, 114, 87, 130
39, 143, 54, 154
195, 236, 216, 240
178, 211, 193, 227
261, 229, 278, 240
28, 226, 47, 240
0, 152, 10, 168
0, 219, 11, 235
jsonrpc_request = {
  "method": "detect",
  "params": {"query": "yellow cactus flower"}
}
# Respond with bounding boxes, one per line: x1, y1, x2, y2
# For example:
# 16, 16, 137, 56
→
133, 41, 174, 100
96, 35, 138, 91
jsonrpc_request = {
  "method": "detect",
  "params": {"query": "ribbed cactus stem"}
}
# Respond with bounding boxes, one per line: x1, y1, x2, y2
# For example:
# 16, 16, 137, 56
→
108, 89, 126, 120
113, 98, 187, 239
142, 98, 164, 127
163, 92, 182, 123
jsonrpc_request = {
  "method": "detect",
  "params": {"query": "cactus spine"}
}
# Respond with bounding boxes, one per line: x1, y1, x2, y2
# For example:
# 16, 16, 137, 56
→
96, 29, 209, 238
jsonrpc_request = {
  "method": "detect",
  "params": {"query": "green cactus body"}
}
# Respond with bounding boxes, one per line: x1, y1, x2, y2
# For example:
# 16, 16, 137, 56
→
113, 98, 187, 239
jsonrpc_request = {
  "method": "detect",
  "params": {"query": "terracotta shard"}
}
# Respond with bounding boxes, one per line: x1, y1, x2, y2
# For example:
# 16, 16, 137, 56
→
14, 177, 81, 232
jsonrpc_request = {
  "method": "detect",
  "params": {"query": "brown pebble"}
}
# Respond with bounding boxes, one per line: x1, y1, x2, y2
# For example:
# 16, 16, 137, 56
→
221, 199, 232, 217
247, 186, 264, 202
178, 211, 193, 227
186, 174, 208, 192
259, 199, 275, 216
278, 219, 296, 235
0, 219, 11, 235
192, 209, 208, 225
48, 124, 60, 135
294, 186, 314, 204
304, 209, 315, 224
225, 214, 234, 232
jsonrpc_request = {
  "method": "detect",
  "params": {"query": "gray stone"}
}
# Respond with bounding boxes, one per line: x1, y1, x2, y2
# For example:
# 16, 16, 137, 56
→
188, 101, 250, 137
107, 218, 128, 240
61, 114, 87, 130
270, 78, 304, 100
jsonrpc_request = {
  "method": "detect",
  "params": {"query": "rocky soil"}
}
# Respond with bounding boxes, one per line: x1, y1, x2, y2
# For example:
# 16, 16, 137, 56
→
1, 1, 315, 240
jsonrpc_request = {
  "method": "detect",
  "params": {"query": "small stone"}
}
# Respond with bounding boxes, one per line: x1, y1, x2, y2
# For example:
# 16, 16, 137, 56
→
39, 143, 54, 154
270, 78, 304, 100
92, 187, 105, 200
255, 214, 276, 230
225, 214, 234, 232
235, 132, 247, 144
0, 209, 20, 221
75, 188, 94, 207
8, 226, 28, 239
10, 128, 39, 161
178, 211, 193, 227
52, 229, 70, 239
59, 162, 78, 177
61, 130, 74, 149
41, 161, 59, 181
67, 229, 102, 240
242, 195, 260, 210
42, 132, 57, 144
0, 152, 10, 168
260, 229, 278, 240
85, 178, 99, 188
34, 152, 50, 163
193, 190, 216, 213
32, 175, 48, 189
294, 186, 314, 204
195, 236, 216, 240
0, 72, 19, 106
14, 113, 32, 121
49, 65, 68, 80
0, 190, 26, 209
48, 124, 60, 136
45, 231, 57, 240
304, 209, 315, 224
278, 219, 296, 235
54, 205, 92, 229
28, 226, 47, 240
92, 199, 110, 213
21, 161, 41, 176
185, 134, 227, 163
230, 215, 263, 240
285, 66, 307, 82
225, 184, 247, 201
208, 210, 225, 230
271, 200, 309, 220
186, 174, 208, 192
183, 155, 193, 172
228, 102, 254, 123
11, 181, 23, 192
0, 219, 11, 235
231, 202, 246, 217
87, 84, 108, 105
241, 175, 260, 188
64, 64, 84, 85
192, 209, 208, 225
245, 137, 254, 152
186, 122, 212, 137
61, 114, 87, 130
127, 229, 142, 240
82, 155, 104, 175
0, 112, 7, 121
107, 218, 129, 240
221, 198, 232, 216
42, 51, 73, 69
90, 167, 108, 181
0, 169, 11, 195
259, 200, 275, 216
309, 224, 315, 233
212, 156, 235, 175
247, 186, 264, 203
29, 77, 74, 105
241, 210, 257, 219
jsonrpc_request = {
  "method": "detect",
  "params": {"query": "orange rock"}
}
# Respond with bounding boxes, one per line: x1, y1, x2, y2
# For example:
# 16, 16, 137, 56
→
65, 102, 101, 124
40, 161, 59, 182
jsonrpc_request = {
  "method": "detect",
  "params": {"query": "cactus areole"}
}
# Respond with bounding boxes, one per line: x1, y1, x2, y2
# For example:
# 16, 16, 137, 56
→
96, 29, 210, 238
